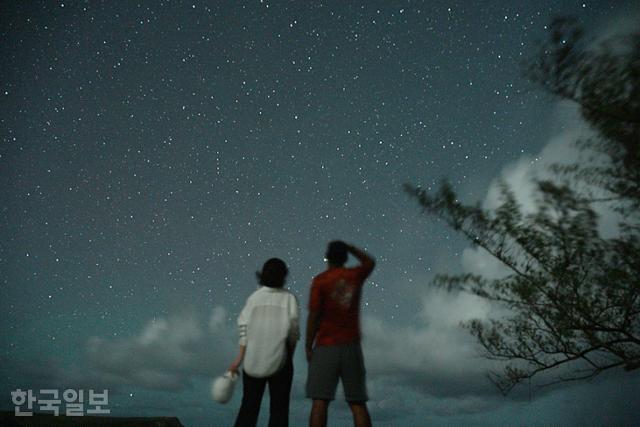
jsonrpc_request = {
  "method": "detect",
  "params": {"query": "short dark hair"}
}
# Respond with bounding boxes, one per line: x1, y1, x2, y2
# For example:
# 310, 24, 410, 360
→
256, 258, 288, 288
325, 240, 348, 266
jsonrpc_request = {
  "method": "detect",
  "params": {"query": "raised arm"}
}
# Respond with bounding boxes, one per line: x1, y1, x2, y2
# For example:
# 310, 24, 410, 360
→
347, 243, 375, 273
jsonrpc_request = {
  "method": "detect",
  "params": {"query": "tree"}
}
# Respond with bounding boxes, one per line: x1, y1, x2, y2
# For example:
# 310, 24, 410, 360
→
405, 17, 639, 394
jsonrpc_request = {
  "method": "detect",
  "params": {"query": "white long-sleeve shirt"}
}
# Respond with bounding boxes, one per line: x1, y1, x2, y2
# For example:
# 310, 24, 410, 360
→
238, 286, 300, 377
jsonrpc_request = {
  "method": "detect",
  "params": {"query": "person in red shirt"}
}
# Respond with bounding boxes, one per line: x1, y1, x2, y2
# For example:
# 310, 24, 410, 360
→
306, 241, 375, 427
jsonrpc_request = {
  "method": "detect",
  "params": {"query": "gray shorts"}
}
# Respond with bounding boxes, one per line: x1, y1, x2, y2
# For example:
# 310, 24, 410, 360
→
306, 342, 368, 402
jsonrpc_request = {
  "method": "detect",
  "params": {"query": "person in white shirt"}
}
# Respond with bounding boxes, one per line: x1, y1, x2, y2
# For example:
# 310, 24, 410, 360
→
228, 258, 299, 427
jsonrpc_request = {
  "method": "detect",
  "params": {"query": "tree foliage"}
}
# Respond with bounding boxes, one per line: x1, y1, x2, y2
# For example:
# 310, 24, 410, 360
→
405, 17, 639, 394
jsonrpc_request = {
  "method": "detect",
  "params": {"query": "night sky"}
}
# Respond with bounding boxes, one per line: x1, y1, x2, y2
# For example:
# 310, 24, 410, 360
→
2, 1, 639, 426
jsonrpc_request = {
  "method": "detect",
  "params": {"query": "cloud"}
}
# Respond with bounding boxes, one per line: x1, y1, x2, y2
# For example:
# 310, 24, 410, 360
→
594, 3, 640, 42
84, 306, 236, 392
354, 281, 566, 422
360, 288, 506, 416
359, 69, 634, 420
372, 19, 639, 417
463, 97, 629, 282
208, 305, 229, 333
484, 104, 587, 211
460, 117, 584, 280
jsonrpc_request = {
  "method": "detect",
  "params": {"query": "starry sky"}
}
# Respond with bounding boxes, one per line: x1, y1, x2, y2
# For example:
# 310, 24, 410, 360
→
2, 1, 639, 426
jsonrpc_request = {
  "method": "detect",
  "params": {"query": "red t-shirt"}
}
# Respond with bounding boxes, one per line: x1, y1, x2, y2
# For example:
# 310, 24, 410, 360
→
308, 264, 373, 346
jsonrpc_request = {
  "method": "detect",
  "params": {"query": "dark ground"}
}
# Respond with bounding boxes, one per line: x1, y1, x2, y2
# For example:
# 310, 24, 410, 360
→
0, 411, 184, 426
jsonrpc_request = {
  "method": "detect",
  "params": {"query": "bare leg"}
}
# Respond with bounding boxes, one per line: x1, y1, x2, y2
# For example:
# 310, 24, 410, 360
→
349, 402, 372, 427
309, 399, 329, 427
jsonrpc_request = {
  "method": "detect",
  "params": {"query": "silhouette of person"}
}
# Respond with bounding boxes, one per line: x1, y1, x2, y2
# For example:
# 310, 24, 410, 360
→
306, 241, 375, 427
229, 258, 299, 427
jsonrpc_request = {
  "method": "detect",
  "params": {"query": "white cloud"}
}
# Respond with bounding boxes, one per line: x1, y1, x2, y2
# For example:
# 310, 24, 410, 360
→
208, 305, 228, 333
85, 306, 236, 392
461, 246, 511, 280
363, 288, 497, 401
594, 4, 640, 42
380, 24, 637, 413
484, 104, 587, 213
360, 85, 631, 418
464, 97, 627, 280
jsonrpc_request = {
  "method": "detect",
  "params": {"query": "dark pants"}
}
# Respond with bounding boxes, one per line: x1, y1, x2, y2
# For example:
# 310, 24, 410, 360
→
233, 355, 293, 427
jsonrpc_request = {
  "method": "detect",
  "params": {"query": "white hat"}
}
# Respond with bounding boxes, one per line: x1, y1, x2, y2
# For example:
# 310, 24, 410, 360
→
211, 371, 238, 404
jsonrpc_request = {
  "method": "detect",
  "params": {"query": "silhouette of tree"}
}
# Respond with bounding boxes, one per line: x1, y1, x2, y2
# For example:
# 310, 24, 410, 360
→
405, 17, 639, 394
